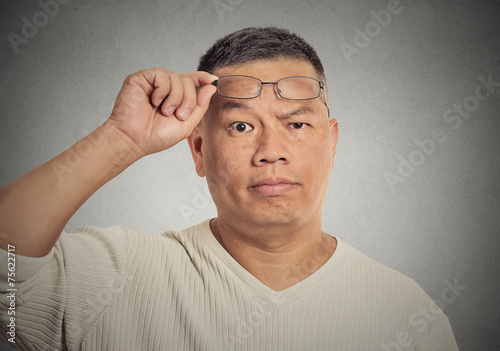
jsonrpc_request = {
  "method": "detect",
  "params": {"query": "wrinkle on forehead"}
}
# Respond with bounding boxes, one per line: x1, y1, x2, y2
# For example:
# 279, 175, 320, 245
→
215, 100, 320, 121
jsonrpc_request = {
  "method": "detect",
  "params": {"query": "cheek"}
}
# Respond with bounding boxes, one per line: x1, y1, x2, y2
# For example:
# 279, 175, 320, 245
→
319, 129, 334, 162
203, 139, 246, 191
301, 132, 334, 178
303, 128, 332, 157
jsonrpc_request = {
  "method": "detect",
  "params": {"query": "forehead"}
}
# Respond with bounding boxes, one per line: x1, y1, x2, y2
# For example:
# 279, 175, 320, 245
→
212, 59, 320, 81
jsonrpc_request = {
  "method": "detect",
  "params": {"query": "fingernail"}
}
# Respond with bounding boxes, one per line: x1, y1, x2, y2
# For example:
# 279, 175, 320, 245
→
179, 108, 191, 120
155, 99, 163, 106
165, 106, 176, 116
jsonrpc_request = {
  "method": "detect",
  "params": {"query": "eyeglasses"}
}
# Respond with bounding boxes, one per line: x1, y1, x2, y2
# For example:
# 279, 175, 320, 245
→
212, 75, 326, 101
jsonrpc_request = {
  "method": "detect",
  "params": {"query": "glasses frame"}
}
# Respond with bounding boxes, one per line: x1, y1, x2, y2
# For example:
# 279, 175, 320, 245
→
212, 75, 325, 101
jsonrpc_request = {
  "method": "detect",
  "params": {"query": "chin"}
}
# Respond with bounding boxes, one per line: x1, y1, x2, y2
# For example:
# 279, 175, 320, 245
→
247, 206, 301, 227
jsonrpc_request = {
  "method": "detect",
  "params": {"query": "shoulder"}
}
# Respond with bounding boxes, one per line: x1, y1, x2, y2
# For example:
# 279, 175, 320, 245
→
334, 239, 458, 347
56, 224, 141, 271
52, 218, 213, 262
57, 219, 212, 267
336, 238, 434, 310
340, 239, 420, 283
160, 219, 213, 253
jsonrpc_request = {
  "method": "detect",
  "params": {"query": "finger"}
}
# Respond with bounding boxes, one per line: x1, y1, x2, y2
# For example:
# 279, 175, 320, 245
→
149, 68, 171, 107
182, 71, 219, 88
160, 72, 184, 117
175, 77, 198, 121
188, 84, 217, 126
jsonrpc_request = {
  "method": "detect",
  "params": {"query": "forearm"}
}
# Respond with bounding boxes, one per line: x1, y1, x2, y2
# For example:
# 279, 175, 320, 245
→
0, 121, 142, 257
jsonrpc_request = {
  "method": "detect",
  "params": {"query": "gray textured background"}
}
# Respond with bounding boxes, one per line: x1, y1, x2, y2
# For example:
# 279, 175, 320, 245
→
1, 0, 499, 350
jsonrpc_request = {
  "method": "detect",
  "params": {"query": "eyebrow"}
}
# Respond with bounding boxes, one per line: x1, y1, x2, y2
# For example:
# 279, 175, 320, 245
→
220, 101, 315, 119
220, 100, 253, 114
276, 106, 315, 119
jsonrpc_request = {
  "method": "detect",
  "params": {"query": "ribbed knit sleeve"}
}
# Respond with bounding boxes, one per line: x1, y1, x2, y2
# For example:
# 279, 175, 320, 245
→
0, 225, 131, 350
416, 315, 459, 351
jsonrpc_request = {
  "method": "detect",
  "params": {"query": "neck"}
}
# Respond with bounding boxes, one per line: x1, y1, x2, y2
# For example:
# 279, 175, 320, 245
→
210, 217, 337, 291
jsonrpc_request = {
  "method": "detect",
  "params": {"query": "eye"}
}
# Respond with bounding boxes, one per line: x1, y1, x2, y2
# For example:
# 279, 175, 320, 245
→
229, 122, 254, 132
289, 122, 307, 129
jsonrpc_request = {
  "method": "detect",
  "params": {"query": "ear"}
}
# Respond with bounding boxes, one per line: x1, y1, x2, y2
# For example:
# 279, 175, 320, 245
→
329, 118, 339, 167
187, 125, 206, 177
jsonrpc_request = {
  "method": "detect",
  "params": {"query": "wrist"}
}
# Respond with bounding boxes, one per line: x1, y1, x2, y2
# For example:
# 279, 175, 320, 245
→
97, 120, 145, 167
50, 122, 143, 185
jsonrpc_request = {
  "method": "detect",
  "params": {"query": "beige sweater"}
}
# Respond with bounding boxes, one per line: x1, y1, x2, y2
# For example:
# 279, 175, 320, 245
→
0, 219, 458, 350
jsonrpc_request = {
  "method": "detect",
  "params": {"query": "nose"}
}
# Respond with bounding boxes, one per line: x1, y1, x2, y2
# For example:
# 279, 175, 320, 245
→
252, 127, 290, 166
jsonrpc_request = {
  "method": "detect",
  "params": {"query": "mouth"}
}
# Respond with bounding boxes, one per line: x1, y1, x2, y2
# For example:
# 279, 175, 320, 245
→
249, 177, 299, 196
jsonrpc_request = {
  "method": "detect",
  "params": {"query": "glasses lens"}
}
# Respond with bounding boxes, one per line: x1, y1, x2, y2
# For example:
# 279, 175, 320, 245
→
277, 77, 321, 100
217, 76, 262, 99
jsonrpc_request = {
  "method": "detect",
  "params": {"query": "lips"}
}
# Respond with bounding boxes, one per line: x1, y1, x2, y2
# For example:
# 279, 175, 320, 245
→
249, 177, 299, 196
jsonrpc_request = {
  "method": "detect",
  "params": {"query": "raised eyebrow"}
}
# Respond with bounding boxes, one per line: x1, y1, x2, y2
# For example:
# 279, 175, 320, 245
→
220, 100, 253, 114
219, 101, 315, 119
277, 106, 316, 119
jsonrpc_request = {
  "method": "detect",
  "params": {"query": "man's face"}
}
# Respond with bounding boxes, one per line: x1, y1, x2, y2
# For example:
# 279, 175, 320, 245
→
188, 59, 338, 230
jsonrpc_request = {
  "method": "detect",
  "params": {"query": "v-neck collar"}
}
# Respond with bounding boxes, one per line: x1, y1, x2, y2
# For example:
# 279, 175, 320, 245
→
195, 219, 349, 305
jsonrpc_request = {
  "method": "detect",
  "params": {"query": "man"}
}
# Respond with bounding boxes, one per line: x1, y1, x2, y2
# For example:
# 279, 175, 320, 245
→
0, 27, 458, 350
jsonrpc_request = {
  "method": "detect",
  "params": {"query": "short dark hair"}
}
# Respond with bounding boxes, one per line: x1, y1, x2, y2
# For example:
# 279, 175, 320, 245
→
197, 27, 325, 79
